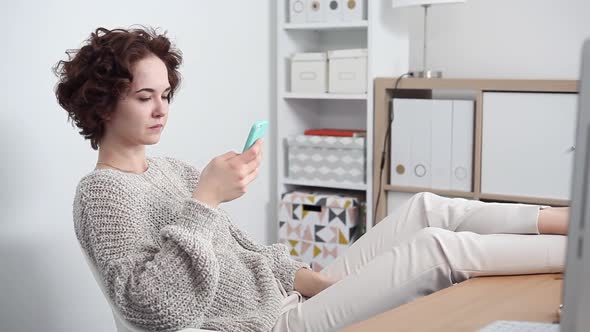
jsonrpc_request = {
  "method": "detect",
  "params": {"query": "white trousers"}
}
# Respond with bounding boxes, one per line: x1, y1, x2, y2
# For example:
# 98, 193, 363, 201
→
272, 192, 567, 332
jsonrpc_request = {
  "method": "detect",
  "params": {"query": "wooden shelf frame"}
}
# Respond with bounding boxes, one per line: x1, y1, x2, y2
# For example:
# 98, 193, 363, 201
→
373, 78, 579, 224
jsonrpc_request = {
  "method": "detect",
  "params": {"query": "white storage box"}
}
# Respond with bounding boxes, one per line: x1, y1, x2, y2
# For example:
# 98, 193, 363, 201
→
278, 190, 366, 272
287, 135, 366, 184
289, 0, 307, 23
328, 48, 367, 94
291, 52, 328, 93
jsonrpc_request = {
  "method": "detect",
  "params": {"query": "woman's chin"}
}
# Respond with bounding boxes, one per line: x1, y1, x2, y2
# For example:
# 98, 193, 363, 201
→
143, 136, 161, 145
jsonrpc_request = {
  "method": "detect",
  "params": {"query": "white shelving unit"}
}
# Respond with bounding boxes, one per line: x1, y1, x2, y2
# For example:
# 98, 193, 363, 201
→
282, 92, 368, 100
282, 21, 369, 31
276, 1, 406, 232
282, 178, 368, 191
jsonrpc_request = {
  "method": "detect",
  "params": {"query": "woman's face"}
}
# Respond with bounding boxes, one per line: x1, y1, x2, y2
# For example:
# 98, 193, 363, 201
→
105, 55, 171, 147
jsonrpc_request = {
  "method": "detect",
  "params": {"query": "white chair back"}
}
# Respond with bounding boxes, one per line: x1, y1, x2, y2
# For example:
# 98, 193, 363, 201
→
79, 245, 216, 332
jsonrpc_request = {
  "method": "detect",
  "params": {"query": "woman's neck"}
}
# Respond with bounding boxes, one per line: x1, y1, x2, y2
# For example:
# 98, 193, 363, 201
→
96, 142, 148, 174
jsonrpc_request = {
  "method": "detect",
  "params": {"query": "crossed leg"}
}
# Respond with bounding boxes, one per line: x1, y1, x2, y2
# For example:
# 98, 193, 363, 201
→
278, 193, 567, 332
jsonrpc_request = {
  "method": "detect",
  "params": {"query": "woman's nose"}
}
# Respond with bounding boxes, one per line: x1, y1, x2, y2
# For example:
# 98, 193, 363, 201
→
153, 99, 168, 117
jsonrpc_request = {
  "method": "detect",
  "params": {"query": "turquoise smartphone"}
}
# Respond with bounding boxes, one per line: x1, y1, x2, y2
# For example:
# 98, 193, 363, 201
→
243, 120, 268, 152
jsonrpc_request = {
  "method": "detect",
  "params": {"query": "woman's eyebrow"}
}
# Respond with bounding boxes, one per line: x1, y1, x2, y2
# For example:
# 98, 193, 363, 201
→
134, 87, 172, 94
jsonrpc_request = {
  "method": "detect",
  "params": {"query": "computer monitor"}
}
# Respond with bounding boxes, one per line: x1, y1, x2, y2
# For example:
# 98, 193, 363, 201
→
561, 39, 590, 332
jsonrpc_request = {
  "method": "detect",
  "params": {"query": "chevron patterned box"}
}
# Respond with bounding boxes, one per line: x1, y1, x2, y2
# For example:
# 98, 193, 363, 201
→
278, 190, 365, 272
286, 135, 366, 184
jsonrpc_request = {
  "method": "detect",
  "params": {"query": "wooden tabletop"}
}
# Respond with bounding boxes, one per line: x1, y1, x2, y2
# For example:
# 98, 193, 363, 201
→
342, 274, 563, 332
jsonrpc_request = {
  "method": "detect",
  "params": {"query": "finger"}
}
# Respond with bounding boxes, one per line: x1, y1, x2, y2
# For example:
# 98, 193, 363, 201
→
233, 139, 262, 169
246, 139, 263, 154
228, 153, 257, 177
255, 139, 263, 154
245, 150, 262, 173
244, 142, 262, 169
219, 151, 239, 161
241, 167, 259, 187
243, 162, 258, 179
252, 139, 263, 157
238, 146, 258, 164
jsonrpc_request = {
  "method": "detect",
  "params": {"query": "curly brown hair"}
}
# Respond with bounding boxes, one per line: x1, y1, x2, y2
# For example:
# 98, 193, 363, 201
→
54, 27, 183, 150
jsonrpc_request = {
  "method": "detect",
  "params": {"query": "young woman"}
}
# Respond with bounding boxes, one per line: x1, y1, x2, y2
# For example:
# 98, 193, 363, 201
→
55, 27, 569, 332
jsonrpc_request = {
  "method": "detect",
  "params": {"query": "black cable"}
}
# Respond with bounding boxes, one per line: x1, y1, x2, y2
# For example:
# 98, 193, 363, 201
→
373, 72, 412, 224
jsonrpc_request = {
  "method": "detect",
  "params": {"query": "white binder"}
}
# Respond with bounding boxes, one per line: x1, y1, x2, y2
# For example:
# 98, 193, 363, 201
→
307, 0, 326, 22
340, 0, 364, 21
408, 100, 432, 188
451, 100, 474, 191
431, 100, 453, 190
324, 0, 341, 22
390, 99, 413, 186
391, 98, 474, 192
289, 0, 307, 23
391, 99, 432, 188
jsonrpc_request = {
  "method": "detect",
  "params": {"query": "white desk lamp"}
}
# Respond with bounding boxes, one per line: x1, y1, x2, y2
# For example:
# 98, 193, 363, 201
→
392, 0, 466, 78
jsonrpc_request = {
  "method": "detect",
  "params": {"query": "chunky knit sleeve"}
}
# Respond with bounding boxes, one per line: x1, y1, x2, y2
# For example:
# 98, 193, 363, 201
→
74, 174, 224, 331
164, 158, 310, 291
227, 222, 310, 293
164, 157, 200, 191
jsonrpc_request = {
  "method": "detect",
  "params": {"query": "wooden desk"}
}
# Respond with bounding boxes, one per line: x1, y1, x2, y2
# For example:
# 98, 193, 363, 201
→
342, 274, 562, 332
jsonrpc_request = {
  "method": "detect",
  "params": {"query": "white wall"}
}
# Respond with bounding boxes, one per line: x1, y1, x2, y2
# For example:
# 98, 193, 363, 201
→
402, 0, 590, 79
0, 1, 274, 331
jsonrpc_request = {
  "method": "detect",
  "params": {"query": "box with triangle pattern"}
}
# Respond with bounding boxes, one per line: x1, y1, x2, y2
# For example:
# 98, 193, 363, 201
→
278, 190, 366, 272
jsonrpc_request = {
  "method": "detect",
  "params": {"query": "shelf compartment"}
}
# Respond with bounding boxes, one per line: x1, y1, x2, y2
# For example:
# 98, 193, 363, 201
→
283, 21, 368, 31
283, 92, 367, 100
283, 178, 367, 191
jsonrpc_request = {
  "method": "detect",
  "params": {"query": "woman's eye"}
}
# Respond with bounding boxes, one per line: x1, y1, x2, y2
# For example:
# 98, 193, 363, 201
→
162, 95, 171, 102
139, 97, 151, 102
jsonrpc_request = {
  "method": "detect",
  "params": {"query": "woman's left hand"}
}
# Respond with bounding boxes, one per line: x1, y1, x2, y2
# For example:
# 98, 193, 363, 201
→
294, 268, 340, 297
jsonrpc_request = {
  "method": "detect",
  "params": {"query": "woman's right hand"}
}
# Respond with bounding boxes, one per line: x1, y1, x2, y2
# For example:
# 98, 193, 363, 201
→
192, 139, 263, 208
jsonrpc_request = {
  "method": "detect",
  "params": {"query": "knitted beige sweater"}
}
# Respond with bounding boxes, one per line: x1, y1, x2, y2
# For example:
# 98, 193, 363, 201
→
73, 157, 308, 332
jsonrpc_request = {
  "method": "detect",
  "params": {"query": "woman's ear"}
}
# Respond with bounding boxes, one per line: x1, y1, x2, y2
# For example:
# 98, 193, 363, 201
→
101, 112, 112, 122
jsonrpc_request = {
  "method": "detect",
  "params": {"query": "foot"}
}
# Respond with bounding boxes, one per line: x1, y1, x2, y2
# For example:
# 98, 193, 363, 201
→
538, 207, 570, 235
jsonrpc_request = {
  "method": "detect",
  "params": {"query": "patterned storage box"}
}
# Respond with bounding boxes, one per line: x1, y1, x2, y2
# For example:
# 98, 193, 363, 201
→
278, 190, 366, 272
287, 135, 366, 184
